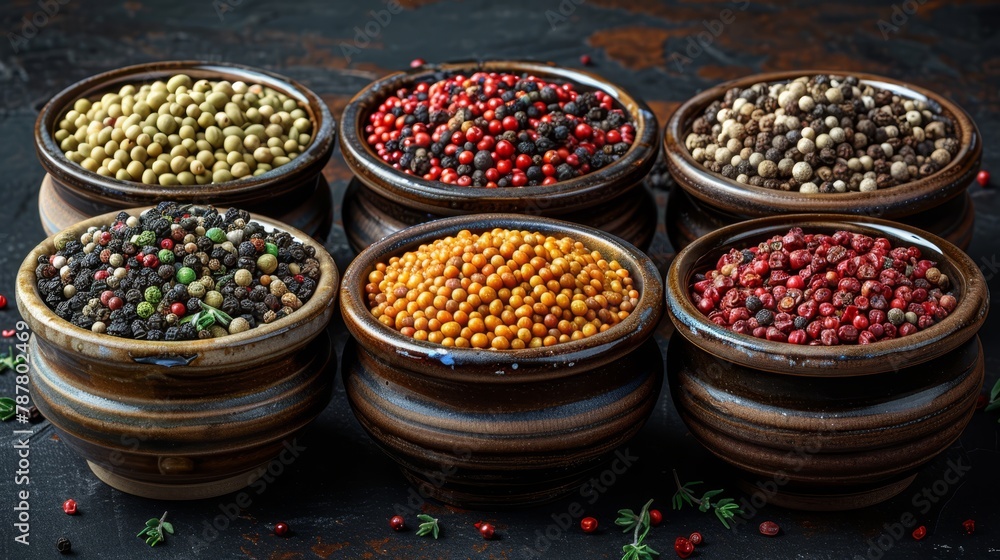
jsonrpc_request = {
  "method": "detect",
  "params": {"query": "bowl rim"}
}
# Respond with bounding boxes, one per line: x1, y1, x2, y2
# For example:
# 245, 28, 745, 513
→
34, 60, 336, 201
340, 213, 664, 384
15, 205, 340, 363
665, 213, 989, 377
663, 69, 982, 217
338, 59, 659, 214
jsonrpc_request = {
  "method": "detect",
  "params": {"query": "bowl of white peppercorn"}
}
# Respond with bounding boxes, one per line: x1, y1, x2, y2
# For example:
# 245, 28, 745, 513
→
34, 61, 336, 238
663, 71, 981, 250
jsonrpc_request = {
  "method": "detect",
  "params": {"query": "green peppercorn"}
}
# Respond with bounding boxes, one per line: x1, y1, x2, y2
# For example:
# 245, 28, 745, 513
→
206, 227, 227, 243
204, 290, 224, 308
144, 286, 163, 304
158, 248, 175, 264
54, 230, 77, 251
265, 242, 278, 257
256, 253, 278, 275
136, 230, 156, 247
137, 301, 155, 319
188, 281, 206, 298
176, 267, 197, 285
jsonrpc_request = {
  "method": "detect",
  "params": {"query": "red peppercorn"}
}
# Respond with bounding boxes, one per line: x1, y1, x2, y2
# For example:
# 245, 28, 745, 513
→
977, 394, 989, 410
962, 519, 975, 535
912, 525, 926, 540
648, 509, 663, 527
580, 54, 592, 65
274, 522, 289, 537
62, 499, 77, 515
580, 517, 598, 533
759, 521, 780, 536
170, 302, 187, 317
674, 536, 695, 558
389, 515, 405, 531
976, 170, 990, 187
107, 297, 124, 311
410, 58, 426, 68
688, 532, 703, 546
478, 522, 495, 539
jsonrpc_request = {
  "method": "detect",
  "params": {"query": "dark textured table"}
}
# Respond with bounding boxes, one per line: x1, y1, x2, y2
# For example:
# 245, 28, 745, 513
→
1, 1, 998, 558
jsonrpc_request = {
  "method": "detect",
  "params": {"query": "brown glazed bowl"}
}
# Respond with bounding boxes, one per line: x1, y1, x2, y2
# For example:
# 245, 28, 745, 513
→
665, 214, 988, 510
35, 61, 336, 238
15, 208, 339, 500
664, 70, 982, 250
340, 214, 664, 508
339, 60, 660, 251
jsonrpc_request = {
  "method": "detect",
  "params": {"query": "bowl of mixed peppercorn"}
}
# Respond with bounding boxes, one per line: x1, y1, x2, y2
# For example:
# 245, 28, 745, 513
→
664, 214, 987, 511
15, 202, 339, 500
338, 60, 660, 251
34, 61, 336, 238
339, 213, 663, 508
663, 71, 981, 250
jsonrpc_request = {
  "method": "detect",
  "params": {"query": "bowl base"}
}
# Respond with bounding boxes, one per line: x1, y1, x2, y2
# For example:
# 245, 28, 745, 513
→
665, 188, 975, 251
735, 473, 917, 512
38, 173, 335, 240
88, 461, 264, 500
342, 178, 658, 253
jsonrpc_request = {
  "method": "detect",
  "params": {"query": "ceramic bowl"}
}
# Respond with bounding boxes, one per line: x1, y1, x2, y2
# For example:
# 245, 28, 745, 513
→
663, 70, 982, 250
665, 214, 988, 510
340, 214, 663, 508
339, 60, 660, 251
15, 208, 339, 500
34, 61, 336, 238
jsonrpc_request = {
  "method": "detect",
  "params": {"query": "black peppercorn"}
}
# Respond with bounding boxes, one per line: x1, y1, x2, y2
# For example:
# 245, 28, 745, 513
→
57, 537, 72, 553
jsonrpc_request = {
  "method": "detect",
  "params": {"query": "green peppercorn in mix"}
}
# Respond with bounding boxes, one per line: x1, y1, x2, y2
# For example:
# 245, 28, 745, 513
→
366, 229, 639, 349
35, 202, 321, 341
685, 74, 959, 193
55, 74, 313, 185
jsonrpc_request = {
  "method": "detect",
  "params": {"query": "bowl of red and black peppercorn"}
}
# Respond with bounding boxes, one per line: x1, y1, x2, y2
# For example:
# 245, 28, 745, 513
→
664, 214, 988, 511
34, 60, 337, 238
14, 202, 339, 500
338, 60, 660, 252
663, 71, 982, 250
339, 213, 663, 508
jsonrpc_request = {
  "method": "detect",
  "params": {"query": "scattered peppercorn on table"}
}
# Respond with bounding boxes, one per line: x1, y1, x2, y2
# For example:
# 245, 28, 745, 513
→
1, 1, 999, 559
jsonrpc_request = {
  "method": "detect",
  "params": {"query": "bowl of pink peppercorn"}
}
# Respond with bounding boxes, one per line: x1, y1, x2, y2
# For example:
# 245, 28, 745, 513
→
338, 60, 659, 252
665, 214, 987, 511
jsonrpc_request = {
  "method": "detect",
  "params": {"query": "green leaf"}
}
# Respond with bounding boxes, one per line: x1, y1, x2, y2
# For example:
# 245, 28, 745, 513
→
0, 398, 15, 421
161, 522, 174, 534
702, 489, 724, 501
990, 378, 1000, 401
416, 515, 439, 539
146, 518, 160, 527
985, 400, 1000, 412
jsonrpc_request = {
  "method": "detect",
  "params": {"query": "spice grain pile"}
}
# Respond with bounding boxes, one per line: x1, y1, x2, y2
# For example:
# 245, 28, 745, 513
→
365, 72, 636, 187
56, 74, 312, 185
366, 229, 639, 349
685, 74, 959, 193
35, 203, 320, 340
691, 228, 957, 346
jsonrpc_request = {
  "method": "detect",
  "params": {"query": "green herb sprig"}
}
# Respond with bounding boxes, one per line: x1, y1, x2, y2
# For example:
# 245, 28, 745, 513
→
986, 378, 1000, 421
415, 514, 440, 539
616, 499, 659, 560
0, 346, 25, 373
137, 511, 174, 546
0, 397, 15, 421
180, 302, 233, 332
671, 469, 743, 529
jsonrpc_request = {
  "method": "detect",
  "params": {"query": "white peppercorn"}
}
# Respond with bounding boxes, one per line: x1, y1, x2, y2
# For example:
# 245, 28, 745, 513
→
859, 178, 877, 192
792, 161, 813, 181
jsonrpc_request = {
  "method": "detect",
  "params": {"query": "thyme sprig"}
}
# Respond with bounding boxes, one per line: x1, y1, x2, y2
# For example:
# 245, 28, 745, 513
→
671, 469, 743, 529
616, 499, 659, 560
137, 511, 174, 546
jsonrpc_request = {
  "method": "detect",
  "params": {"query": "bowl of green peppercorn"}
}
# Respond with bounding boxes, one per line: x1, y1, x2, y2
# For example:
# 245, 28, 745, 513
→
14, 203, 339, 500
664, 70, 982, 250
339, 60, 660, 252
34, 60, 337, 238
